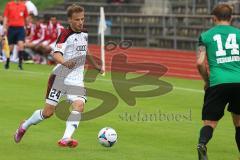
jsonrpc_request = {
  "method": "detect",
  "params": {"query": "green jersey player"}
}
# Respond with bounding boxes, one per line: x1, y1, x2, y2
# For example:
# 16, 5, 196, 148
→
196, 4, 240, 160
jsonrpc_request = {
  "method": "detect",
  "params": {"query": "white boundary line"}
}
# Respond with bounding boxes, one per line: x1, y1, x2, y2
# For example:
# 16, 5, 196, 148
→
0, 69, 204, 93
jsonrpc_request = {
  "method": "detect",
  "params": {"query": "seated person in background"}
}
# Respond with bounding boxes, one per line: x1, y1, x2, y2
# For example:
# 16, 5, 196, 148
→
37, 15, 51, 51
25, 15, 49, 64
48, 16, 64, 50
25, 13, 36, 43
25, 15, 64, 64
25, 15, 47, 51
35, 16, 64, 64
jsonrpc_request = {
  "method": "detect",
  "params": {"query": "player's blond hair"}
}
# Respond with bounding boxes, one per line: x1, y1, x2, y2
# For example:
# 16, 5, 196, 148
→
67, 4, 85, 18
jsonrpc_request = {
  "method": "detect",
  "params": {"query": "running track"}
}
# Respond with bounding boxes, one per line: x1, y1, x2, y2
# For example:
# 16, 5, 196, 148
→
89, 44, 201, 79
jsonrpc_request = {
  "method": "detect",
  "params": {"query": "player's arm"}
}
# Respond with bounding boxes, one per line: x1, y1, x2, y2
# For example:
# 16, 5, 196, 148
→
3, 3, 9, 35
51, 51, 75, 69
52, 51, 64, 64
196, 45, 209, 88
3, 16, 8, 35
86, 51, 104, 74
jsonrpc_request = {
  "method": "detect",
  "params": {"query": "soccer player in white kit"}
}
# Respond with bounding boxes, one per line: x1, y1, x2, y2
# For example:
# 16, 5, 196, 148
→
13, 4, 104, 148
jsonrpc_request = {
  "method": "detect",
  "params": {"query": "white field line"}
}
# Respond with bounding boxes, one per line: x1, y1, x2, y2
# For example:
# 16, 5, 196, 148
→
0, 69, 203, 93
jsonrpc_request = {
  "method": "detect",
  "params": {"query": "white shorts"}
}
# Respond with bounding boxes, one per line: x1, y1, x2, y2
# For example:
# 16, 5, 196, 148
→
45, 74, 87, 106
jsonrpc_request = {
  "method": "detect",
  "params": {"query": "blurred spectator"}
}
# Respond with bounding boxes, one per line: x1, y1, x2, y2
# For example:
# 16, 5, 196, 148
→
25, 15, 47, 64
24, 15, 64, 64
25, 13, 36, 42
25, 15, 46, 50
38, 16, 64, 54
35, 16, 64, 64
24, 0, 38, 16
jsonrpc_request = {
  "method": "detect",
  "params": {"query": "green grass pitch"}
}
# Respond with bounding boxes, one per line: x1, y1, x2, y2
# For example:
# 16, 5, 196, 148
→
0, 63, 238, 160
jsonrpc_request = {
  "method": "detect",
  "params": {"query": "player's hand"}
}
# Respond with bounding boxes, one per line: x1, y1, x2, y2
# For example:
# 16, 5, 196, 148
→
98, 66, 105, 74
3, 27, 7, 36
63, 60, 76, 69
204, 82, 209, 91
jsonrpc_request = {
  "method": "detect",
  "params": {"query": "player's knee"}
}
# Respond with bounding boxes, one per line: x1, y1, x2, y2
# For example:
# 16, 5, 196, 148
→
74, 105, 84, 112
42, 111, 54, 119
233, 119, 240, 127
71, 99, 85, 112
232, 114, 240, 127
42, 106, 55, 118
72, 102, 84, 112
203, 120, 218, 129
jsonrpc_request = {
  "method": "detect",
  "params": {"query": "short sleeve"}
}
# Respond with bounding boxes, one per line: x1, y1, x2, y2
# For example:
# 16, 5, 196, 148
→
198, 34, 205, 47
53, 42, 67, 55
53, 29, 72, 55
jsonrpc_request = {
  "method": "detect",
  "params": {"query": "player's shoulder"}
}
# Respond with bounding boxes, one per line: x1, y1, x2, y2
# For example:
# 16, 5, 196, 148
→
227, 25, 240, 33
56, 28, 74, 43
61, 28, 71, 34
199, 26, 219, 40
206, 25, 239, 33
6, 1, 15, 7
198, 27, 215, 44
201, 26, 217, 36
56, 27, 88, 43
17, 1, 26, 7
7, 1, 14, 5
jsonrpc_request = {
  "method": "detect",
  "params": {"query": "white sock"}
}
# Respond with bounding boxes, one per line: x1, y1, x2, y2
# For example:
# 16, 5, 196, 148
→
62, 111, 81, 139
22, 110, 44, 130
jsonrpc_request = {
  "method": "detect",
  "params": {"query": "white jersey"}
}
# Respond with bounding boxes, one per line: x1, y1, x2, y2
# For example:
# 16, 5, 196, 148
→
52, 28, 88, 87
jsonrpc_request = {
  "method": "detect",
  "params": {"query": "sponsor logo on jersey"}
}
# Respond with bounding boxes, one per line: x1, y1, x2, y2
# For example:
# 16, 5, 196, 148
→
76, 45, 87, 51
217, 56, 240, 64
56, 43, 63, 49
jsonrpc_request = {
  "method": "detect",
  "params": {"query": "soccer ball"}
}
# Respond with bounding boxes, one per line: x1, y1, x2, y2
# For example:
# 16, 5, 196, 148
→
98, 127, 117, 147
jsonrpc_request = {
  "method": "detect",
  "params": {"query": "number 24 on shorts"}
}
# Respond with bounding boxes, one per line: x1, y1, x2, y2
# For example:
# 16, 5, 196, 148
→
49, 88, 62, 102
